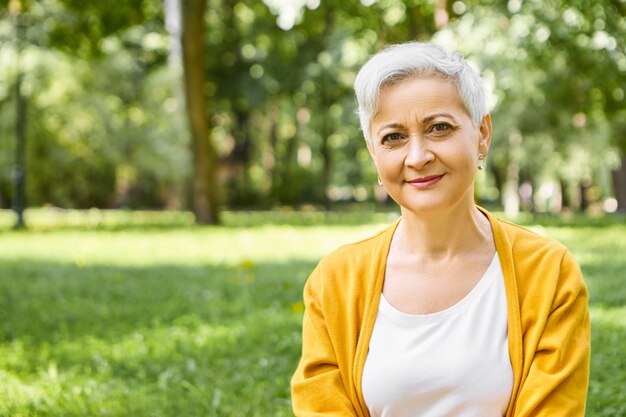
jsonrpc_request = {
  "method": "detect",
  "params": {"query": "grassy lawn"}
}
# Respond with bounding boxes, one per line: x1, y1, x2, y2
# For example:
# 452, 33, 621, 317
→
0, 209, 624, 416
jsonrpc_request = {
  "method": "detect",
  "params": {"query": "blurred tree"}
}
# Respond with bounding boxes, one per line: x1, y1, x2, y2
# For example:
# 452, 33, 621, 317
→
436, 0, 625, 213
8, 0, 28, 228
181, 0, 219, 224
0, 0, 623, 215
241, 0, 449, 207
0, 0, 188, 210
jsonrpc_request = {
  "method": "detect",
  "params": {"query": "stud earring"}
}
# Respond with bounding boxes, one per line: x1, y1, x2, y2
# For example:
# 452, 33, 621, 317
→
477, 154, 486, 170
377, 176, 383, 186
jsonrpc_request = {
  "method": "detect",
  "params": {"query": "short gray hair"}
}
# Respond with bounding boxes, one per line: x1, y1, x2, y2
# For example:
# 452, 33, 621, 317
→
354, 42, 487, 142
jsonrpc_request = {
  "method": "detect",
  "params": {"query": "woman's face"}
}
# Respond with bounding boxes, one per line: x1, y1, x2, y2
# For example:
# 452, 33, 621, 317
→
367, 75, 491, 215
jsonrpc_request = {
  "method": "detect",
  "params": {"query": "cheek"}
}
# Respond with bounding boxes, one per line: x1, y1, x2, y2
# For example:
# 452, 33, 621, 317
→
441, 138, 477, 166
451, 153, 476, 173
376, 153, 404, 174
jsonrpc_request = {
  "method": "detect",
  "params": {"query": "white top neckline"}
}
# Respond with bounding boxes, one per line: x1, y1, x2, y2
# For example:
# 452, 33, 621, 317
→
379, 253, 500, 326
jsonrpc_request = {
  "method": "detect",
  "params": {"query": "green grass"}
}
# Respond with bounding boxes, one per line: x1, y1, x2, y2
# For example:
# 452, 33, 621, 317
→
0, 208, 624, 416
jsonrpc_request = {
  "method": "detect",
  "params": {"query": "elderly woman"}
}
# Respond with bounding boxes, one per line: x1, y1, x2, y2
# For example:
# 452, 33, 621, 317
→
291, 42, 590, 417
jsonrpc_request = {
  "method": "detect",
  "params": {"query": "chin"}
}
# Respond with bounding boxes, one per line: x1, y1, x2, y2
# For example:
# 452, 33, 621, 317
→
392, 192, 472, 216
393, 198, 451, 215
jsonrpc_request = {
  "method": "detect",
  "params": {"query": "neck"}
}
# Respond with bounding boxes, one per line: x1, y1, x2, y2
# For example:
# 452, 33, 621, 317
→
395, 200, 493, 259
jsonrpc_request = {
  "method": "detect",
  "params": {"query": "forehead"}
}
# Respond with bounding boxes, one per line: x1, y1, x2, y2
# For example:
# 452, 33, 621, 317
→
373, 75, 468, 123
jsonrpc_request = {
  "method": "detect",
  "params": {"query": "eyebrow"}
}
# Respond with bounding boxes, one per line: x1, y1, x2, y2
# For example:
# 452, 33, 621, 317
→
420, 112, 457, 124
376, 123, 404, 136
376, 112, 457, 136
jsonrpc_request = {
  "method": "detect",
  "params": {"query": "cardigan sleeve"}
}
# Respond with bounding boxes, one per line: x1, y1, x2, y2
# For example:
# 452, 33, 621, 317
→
291, 264, 359, 417
512, 249, 591, 417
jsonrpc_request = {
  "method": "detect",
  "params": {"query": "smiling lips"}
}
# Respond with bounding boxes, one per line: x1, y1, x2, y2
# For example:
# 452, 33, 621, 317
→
406, 174, 445, 189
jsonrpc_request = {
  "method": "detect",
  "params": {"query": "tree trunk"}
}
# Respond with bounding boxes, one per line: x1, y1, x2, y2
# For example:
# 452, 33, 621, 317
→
612, 155, 626, 213
232, 110, 253, 202
503, 133, 522, 218
319, 119, 332, 209
181, 0, 219, 224
12, 6, 27, 228
503, 162, 520, 218
488, 162, 504, 207
579, 178, 592, 213
268, 105, 280, 201
559, 178, 572, 211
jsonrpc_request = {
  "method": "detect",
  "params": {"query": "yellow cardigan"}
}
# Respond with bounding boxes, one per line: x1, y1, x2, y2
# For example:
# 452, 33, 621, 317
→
291, 208, 590, 417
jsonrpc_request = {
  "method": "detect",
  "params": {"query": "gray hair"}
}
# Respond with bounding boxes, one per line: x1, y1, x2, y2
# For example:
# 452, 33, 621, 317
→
354, 42, 487, 142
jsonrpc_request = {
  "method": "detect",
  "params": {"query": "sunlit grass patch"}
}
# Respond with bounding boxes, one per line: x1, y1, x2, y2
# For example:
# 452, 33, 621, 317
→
0, 257, 308, 417
0, 210, 624, 416
588, 306, 626, 417
0, 207, 400, 231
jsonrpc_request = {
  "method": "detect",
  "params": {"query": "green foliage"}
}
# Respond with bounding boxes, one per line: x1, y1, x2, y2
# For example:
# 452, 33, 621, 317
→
41, 0, 163, 57
0, 210, 625, 416
437, 0, 626, 206
0, 0, 188, 209
1, 0, 625, 212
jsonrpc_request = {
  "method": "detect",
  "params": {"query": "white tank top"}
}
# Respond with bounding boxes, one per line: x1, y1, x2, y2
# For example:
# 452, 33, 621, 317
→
361, 254, 513, 417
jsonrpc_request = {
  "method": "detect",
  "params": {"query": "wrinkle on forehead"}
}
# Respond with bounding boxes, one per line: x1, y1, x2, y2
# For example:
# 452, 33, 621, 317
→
372, 75, 470, 130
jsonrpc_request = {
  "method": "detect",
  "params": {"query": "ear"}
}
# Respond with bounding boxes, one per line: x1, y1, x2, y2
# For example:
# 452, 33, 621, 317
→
478, 114, 492, 155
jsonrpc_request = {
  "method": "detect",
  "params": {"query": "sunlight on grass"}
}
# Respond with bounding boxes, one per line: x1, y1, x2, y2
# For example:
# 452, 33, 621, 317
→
0, 209, 624, 416
0, 225, 392, 266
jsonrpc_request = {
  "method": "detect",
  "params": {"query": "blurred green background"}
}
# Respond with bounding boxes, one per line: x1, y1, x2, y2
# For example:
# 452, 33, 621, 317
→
1, 0, 625, 416
1, 0, 625, 221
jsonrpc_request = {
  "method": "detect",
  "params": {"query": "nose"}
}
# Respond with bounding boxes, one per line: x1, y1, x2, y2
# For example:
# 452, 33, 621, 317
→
404, 137, 435, 169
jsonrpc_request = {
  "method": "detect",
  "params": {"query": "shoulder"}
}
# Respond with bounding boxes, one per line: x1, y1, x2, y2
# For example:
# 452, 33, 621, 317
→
490, 215, 568, 261
487, 213, 585, 303
307, 220, 397, 293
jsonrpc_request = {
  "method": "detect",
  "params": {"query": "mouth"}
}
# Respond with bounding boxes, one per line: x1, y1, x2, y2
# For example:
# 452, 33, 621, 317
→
406, 174, 445, 189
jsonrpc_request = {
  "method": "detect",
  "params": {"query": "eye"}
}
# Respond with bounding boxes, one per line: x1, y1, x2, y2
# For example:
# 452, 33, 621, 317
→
382, 132, 405, 143
430, 123, 450, 133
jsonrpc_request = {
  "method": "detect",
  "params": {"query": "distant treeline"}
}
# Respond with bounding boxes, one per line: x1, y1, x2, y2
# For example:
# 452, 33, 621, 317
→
1, 0, 625, 218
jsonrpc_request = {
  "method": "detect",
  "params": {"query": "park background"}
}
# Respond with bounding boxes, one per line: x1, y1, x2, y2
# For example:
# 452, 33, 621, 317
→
0, 0, 625, 416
